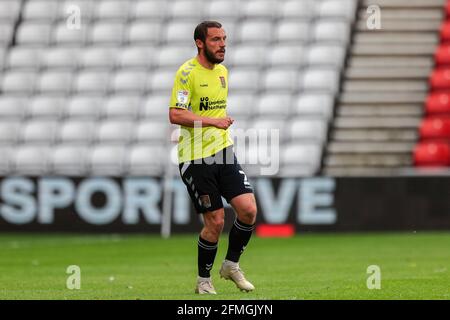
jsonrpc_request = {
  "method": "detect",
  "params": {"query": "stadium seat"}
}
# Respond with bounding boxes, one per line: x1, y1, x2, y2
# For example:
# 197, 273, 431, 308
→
419, 117, 450, 142
57, 0, 95, 21
280, 143, 322, 176
16, 22, 52, 45
288, 118, 328, 141
117, 46, 154, 68
36, 71, 73, 94
267, 45, 305, 66
262, 69, 299, 92
228, 68, 260, 91
7, 47, 43, 69
59, 120, 96, 144
426, 93, 450, 115
300, 68, 339, 92
316, 0, 357, 20
110, 70, 148, 93
42, 47, 80, 69
0, 146, 13, 174
306, 44, 346, 67
89, 22, 124, 45
95, 0, 130, 21
155, 46, 196, 67
141, 95, 170, 118
51, 144, 90, 175
148, 69, 178, 92
23, 0, 59, 21
414, 142, 450, 167
279, 0, 314, 18
89, 144, 127, 176
0, 0, 22, 21
103, 95, 142, 119
74, 71, 110, 94
0, 121, 20, 145
20, 120, 58, 144
251, 118, 286, 137
313, 20, 350, 43
1, 71, 37, 94
135, 121, 169, 143
0, 97, 28, 119
275, 21, 310, 43
205, 0, 240, 20
293, 93, 335, 119
28, 96, 65, 119
255, 94, 292, 117
96, 120, 134, 143
226, 93, 255, 118
228, 45, 267, 67
429, 68, 450, 90
0, 23, 14, 45
131, 0, 168, 20
127, 22, 161, 44
435, 44, 450, 66
13, 145, 51, 175
52, 22, 88, 44
79, 47, 117, 70
65, 96, 103, 119
169, 0, 203, 19
237, 21, 273, 43
242, 0, 277, 18
165, 21, 199, 44
126, 144, 165, 176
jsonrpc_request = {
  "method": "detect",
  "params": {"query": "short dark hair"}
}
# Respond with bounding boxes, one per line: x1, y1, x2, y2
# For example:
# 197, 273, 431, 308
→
194, 21, 222, 46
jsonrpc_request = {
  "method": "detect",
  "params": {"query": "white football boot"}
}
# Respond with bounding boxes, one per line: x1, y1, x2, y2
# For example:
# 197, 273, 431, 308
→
195, 277, 217, 294
219, 260, 255, 292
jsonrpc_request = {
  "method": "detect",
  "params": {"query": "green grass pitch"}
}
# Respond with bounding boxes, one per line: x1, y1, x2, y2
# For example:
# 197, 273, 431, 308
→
0, 232, 449, 300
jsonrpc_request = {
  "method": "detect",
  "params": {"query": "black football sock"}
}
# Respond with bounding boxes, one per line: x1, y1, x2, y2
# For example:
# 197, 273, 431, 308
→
198, 236, 218, 278
225, 219, 255, 263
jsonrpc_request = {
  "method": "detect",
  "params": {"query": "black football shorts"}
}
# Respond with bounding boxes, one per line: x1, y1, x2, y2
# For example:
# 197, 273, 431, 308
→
178, 146, 254, 214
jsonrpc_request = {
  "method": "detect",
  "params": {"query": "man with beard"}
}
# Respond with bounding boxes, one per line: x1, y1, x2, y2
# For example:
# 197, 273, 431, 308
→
169, 21, 257, 294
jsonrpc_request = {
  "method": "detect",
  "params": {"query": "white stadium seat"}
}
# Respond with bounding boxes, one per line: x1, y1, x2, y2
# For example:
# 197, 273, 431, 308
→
96, 120, 134, 143
142, 95, 170, 118
228, 69, 260, 91
16, 22, 52, 45
0, 146, 13, 174
13, 145, 51, 175
126, 144, 165, 176
251, 118, 286, 137
110, 70, 148, 93
42, 47, 81, 69
89, 144, 127, 176
103, 95, 142, 119
293, 93, 335, 119
316, 0, 357, 20
148, 69, 177, 92
127, 22, 161, 44
1, 71, 37, 94
117, 46, 154, 68
300, 68, 340, 92
288, 118, 328, 141
52, 22, 88, 45
0, 122, 21, 145
280, 143, 322, 176
57, 0, 95, 21
74, 71, 110, 94
0, 23, 14, 45
267, 45, 305, 66
237, 21, 273, 43
255, 94, 292, 117
59, 120, 96, 144
306, 44, 346, 67
205, 0, 240, 20
243, 0, 277, 18
7, 47, 43, 69
275, 21, 310, 43
155, 46, 195, 68
132, 0, 168, 20
89, 22, 125, 45
165, 21, 199, 44
226, 94, 254, 118
0, 0, 22, 21
65, 96, 103, 119
228, 45, 267, 67
261, 69, 299, 92
280, 0, 314, 18
169, 0, 203, 19
36, 71, 73, 94
21, 120, 58, 143
313, 20, 351, 43
95, 0, 131, 20
51, 144, 90, 175
28, 96, 65, 119
23, 0, 59, 21
0, 97, 28, 119
135, 121, 169, 143
79, 47, 117, 69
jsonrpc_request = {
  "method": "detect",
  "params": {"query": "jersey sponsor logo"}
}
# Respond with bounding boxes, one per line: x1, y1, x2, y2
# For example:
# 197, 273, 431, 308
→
177, 90, 189, 104
200, 84, 208, 87
199, 97, 227, 111
219, 76, 226, 88
200, 195, 211, 208
199, 97, 209, 111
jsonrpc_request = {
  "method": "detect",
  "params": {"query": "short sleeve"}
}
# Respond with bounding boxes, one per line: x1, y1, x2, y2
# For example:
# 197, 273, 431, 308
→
169, 69, 192, 110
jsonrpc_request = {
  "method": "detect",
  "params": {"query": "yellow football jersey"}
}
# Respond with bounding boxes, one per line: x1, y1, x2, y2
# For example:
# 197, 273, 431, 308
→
170, 57, 234, 163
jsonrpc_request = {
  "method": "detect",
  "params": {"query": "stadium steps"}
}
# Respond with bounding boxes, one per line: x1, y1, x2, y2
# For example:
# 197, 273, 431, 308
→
322, 0, 444, 176
323, 167, 412, 176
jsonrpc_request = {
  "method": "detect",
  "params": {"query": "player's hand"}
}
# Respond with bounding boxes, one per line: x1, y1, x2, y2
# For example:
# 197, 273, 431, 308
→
212, 117, 234, 129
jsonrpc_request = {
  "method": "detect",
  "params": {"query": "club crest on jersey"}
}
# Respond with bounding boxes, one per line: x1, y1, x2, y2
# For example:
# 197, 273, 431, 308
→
219, 76, 226, 88
177, 90, 189, 104
200, 195, 211, 208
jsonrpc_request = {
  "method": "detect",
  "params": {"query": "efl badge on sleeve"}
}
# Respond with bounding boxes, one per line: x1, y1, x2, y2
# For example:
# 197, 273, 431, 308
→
219, 76, 226, 88
177, 90, 189, 104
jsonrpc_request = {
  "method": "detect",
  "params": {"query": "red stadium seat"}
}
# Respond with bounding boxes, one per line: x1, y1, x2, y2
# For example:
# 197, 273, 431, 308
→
440, 21, 450, 43
429, 68, 450, 90
414, 142, 450, 166
426, 93, 450, 114
447, 0, 450, 19
419, 117, 450, 141
435, 44, 450, 65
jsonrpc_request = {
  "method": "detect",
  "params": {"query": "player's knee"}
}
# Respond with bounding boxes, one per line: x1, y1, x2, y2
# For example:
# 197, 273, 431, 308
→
240, 203, 257, 225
